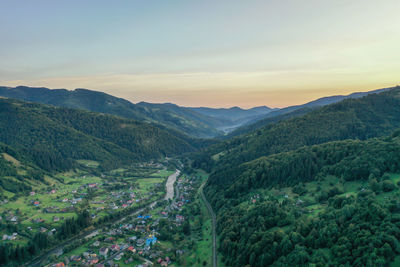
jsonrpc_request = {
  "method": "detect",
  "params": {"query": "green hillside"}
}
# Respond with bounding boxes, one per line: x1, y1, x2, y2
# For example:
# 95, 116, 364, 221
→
204, 133, 400, 266
190, 87, 400, 266
0, 98, 198, 192
0, 86, 226, 138
193, 87, 400, 172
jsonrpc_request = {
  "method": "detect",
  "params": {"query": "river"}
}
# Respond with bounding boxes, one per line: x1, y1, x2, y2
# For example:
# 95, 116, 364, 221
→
164, 170, 180, 200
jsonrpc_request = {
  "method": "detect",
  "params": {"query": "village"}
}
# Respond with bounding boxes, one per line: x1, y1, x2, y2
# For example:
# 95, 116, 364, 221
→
45, 171, 198, 267
0, 163, 169, 250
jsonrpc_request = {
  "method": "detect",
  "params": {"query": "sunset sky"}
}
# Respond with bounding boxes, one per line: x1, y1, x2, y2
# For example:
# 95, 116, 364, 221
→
1, 0, 399, 108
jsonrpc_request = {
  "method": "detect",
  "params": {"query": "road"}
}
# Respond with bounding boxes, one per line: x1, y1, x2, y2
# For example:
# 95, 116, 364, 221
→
200, 181, 217, 267
25, 170, 180, 267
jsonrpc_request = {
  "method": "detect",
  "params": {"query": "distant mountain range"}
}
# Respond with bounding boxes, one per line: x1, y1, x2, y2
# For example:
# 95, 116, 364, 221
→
0, 85, 393, 138
0, 86, 274, 138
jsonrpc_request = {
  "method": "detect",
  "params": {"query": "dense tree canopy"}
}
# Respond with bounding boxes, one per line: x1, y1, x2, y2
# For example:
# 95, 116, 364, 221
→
203, 133, 400, 266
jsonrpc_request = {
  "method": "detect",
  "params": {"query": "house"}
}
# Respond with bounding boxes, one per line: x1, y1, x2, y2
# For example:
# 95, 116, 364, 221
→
53, 216, 60, 222
50, 189, 56, 194
54, 263, 65, 267
93, 241, 100, 247
33, 218, 44, 223
99, 247, 109, 258
70, 255, 81, 262
62, 198, 68, 203
30, 191, 35, 196
90, 258, 99, 265
111, 244, 120, 251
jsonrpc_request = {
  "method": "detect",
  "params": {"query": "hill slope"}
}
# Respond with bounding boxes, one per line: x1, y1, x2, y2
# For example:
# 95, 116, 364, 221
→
204, 133, 400, 266
0, 86, 225, 138
0, 98, 197, 176
193, 87, 400, 173
0, 86, 276, 138
227, 87, 393, 137
194, 86, 400, 266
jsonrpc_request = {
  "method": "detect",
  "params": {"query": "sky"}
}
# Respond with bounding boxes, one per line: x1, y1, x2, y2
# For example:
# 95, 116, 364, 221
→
0, 0, 399, 108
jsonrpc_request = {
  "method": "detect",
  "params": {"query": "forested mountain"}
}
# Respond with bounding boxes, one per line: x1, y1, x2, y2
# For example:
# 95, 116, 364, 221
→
135, 102, 227, 137
225, 106, 316, 138
227, 87, 393, 137
193, 87, 400, 173
0, 98, 198, 181
0, 86, 225, 138
204, 132, 400, 266
188, 106, 275, 133
0, 86, 390, 139
189, 87, 400, 266
189, 106, 273, 120
0, 86, 271, 138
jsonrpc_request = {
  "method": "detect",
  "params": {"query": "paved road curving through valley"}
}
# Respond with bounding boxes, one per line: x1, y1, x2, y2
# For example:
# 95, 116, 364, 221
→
200, 181, 217, 267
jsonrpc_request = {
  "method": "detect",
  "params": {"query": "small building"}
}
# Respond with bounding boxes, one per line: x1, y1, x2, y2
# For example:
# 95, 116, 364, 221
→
111, 244, 120, 251
99, 247, 109, 258
115, 253, 123, 261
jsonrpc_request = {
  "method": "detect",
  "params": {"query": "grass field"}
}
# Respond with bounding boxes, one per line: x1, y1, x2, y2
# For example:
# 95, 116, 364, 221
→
76, 160, 100, 168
